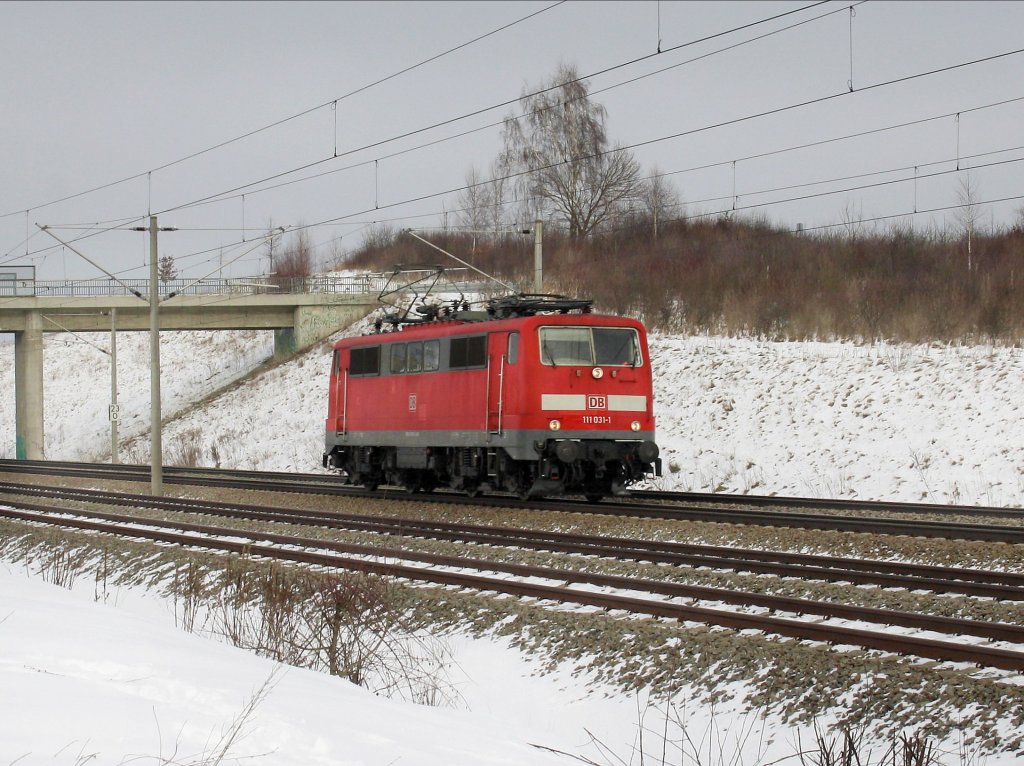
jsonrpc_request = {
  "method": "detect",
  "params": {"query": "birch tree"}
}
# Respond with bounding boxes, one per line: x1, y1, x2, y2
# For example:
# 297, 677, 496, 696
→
501, 63, 641, 238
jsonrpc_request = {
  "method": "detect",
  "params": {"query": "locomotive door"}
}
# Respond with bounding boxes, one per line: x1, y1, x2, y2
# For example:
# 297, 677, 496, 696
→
486, 332, 508, 435
332, 348, 348, 434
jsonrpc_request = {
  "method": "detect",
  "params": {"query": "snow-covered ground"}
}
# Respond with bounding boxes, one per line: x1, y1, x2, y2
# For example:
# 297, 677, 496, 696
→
649, 334, 1024, 507
0, 569, 575, 765
2, 318, 1024, 764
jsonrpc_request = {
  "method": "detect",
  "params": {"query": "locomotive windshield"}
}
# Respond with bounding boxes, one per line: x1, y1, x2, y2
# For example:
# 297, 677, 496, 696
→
539, 326, 642, 366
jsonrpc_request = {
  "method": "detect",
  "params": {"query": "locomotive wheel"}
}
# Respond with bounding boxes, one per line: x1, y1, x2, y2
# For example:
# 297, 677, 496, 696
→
584, 493, 604, 504
509, 465, 535, 501
401, 471, 422, 494
515, 482, 533, 501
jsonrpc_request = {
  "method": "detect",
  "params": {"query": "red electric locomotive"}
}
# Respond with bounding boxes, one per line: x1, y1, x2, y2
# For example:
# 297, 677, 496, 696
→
323, 295, 661, 501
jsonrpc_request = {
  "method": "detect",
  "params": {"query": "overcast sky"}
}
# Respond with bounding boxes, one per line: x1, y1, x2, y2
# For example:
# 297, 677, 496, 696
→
2, 0, 1023, 282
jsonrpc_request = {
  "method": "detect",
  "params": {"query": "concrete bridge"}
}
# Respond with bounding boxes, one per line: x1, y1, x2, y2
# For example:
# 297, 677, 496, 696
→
0, 272, 395, 460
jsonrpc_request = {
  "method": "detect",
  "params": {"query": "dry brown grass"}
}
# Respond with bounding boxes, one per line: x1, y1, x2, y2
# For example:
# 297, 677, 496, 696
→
342, 213, 1024, 343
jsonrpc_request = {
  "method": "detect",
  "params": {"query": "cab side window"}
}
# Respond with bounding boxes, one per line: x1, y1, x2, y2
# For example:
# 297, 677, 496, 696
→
507, 333, 519, 364
350, 346, 380, 376
423, 339, 440, 371
449, 335, 487, 369
390, 344, 407, 374
407, 342, 423, 373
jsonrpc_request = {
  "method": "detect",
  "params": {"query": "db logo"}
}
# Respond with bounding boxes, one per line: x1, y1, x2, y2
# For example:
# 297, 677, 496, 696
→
587, 395, 607, 410
409, 394, 417, 411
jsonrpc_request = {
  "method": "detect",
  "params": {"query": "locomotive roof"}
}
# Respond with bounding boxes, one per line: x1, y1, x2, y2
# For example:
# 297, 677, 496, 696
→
336, 311, 646, 348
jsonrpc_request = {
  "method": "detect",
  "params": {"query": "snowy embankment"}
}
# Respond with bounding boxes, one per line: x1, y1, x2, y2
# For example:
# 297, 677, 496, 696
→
0, 568, 576, 765
650, 334, 1024, 507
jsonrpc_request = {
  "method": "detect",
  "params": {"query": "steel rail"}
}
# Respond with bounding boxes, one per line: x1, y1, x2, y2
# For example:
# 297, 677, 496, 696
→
631, 488, 1024, 520
4, 500, 1024, 671
2, 479, 1023, 601
4, 459, 1024, 542
8, 458, 1023, 520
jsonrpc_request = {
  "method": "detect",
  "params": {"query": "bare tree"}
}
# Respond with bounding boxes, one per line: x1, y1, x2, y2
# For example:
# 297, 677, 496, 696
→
157, 253, 178, 284
362, 222, 399, 252
485, 157, 511, 239
457, 165, 492, 235
840, 199, 865, 242
955, 171, 982, 273
274, 227, 314, 283
640, 167, 680, 240
328, 234, 348, 271
501, 63, 641, 238
457, 159, 511, 242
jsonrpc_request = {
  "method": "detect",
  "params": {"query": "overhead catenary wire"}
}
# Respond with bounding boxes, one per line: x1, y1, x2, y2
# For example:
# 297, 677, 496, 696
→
0, 0, 857, 273
0, 0, 836, 231
134, 89, 1024, 241
0, 1, 568, 222
152, 38, 1024, 236
8, 4, 1024, 287
14, 97, 1024, 285
156, 0, 863, 220
15, 136, 1024, 286
124, 37, 1024, 270
152, 2, 852, 221
263, 48, 1024, 240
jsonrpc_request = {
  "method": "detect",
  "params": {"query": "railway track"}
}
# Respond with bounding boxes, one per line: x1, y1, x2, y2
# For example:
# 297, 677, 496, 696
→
1, 479, 1022, 601
4, 458, 1024, 542
3, 474, 1024, 672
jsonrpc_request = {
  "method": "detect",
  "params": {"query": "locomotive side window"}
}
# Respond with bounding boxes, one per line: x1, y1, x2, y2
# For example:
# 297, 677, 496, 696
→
507, 332, 519, 364
539, 327, 642, 367
407, 342, 423, 373
423, 339, 440, 371
390, 343, 407, 374
331, 350, 340, 376
350, 346, 380, 376
449, 335, 486, 369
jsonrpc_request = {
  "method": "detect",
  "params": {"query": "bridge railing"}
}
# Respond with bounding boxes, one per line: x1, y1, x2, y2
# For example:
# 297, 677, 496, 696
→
1, 273, 465, 298
2, 269, 496, 299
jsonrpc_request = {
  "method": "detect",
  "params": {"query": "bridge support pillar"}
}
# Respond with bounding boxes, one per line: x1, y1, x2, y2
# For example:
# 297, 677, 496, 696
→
273, 328, 297, 360
273, 305, 375, 360
14, 311, 44, 460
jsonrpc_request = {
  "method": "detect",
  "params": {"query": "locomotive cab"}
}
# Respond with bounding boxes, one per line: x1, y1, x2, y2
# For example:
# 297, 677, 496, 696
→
509, 318, 660, 500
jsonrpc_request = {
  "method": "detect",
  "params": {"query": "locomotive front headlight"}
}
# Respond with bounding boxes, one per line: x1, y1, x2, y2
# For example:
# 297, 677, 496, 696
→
630, 421, 641, 432
592, 367, 604, 379
549, 419, 561, 431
